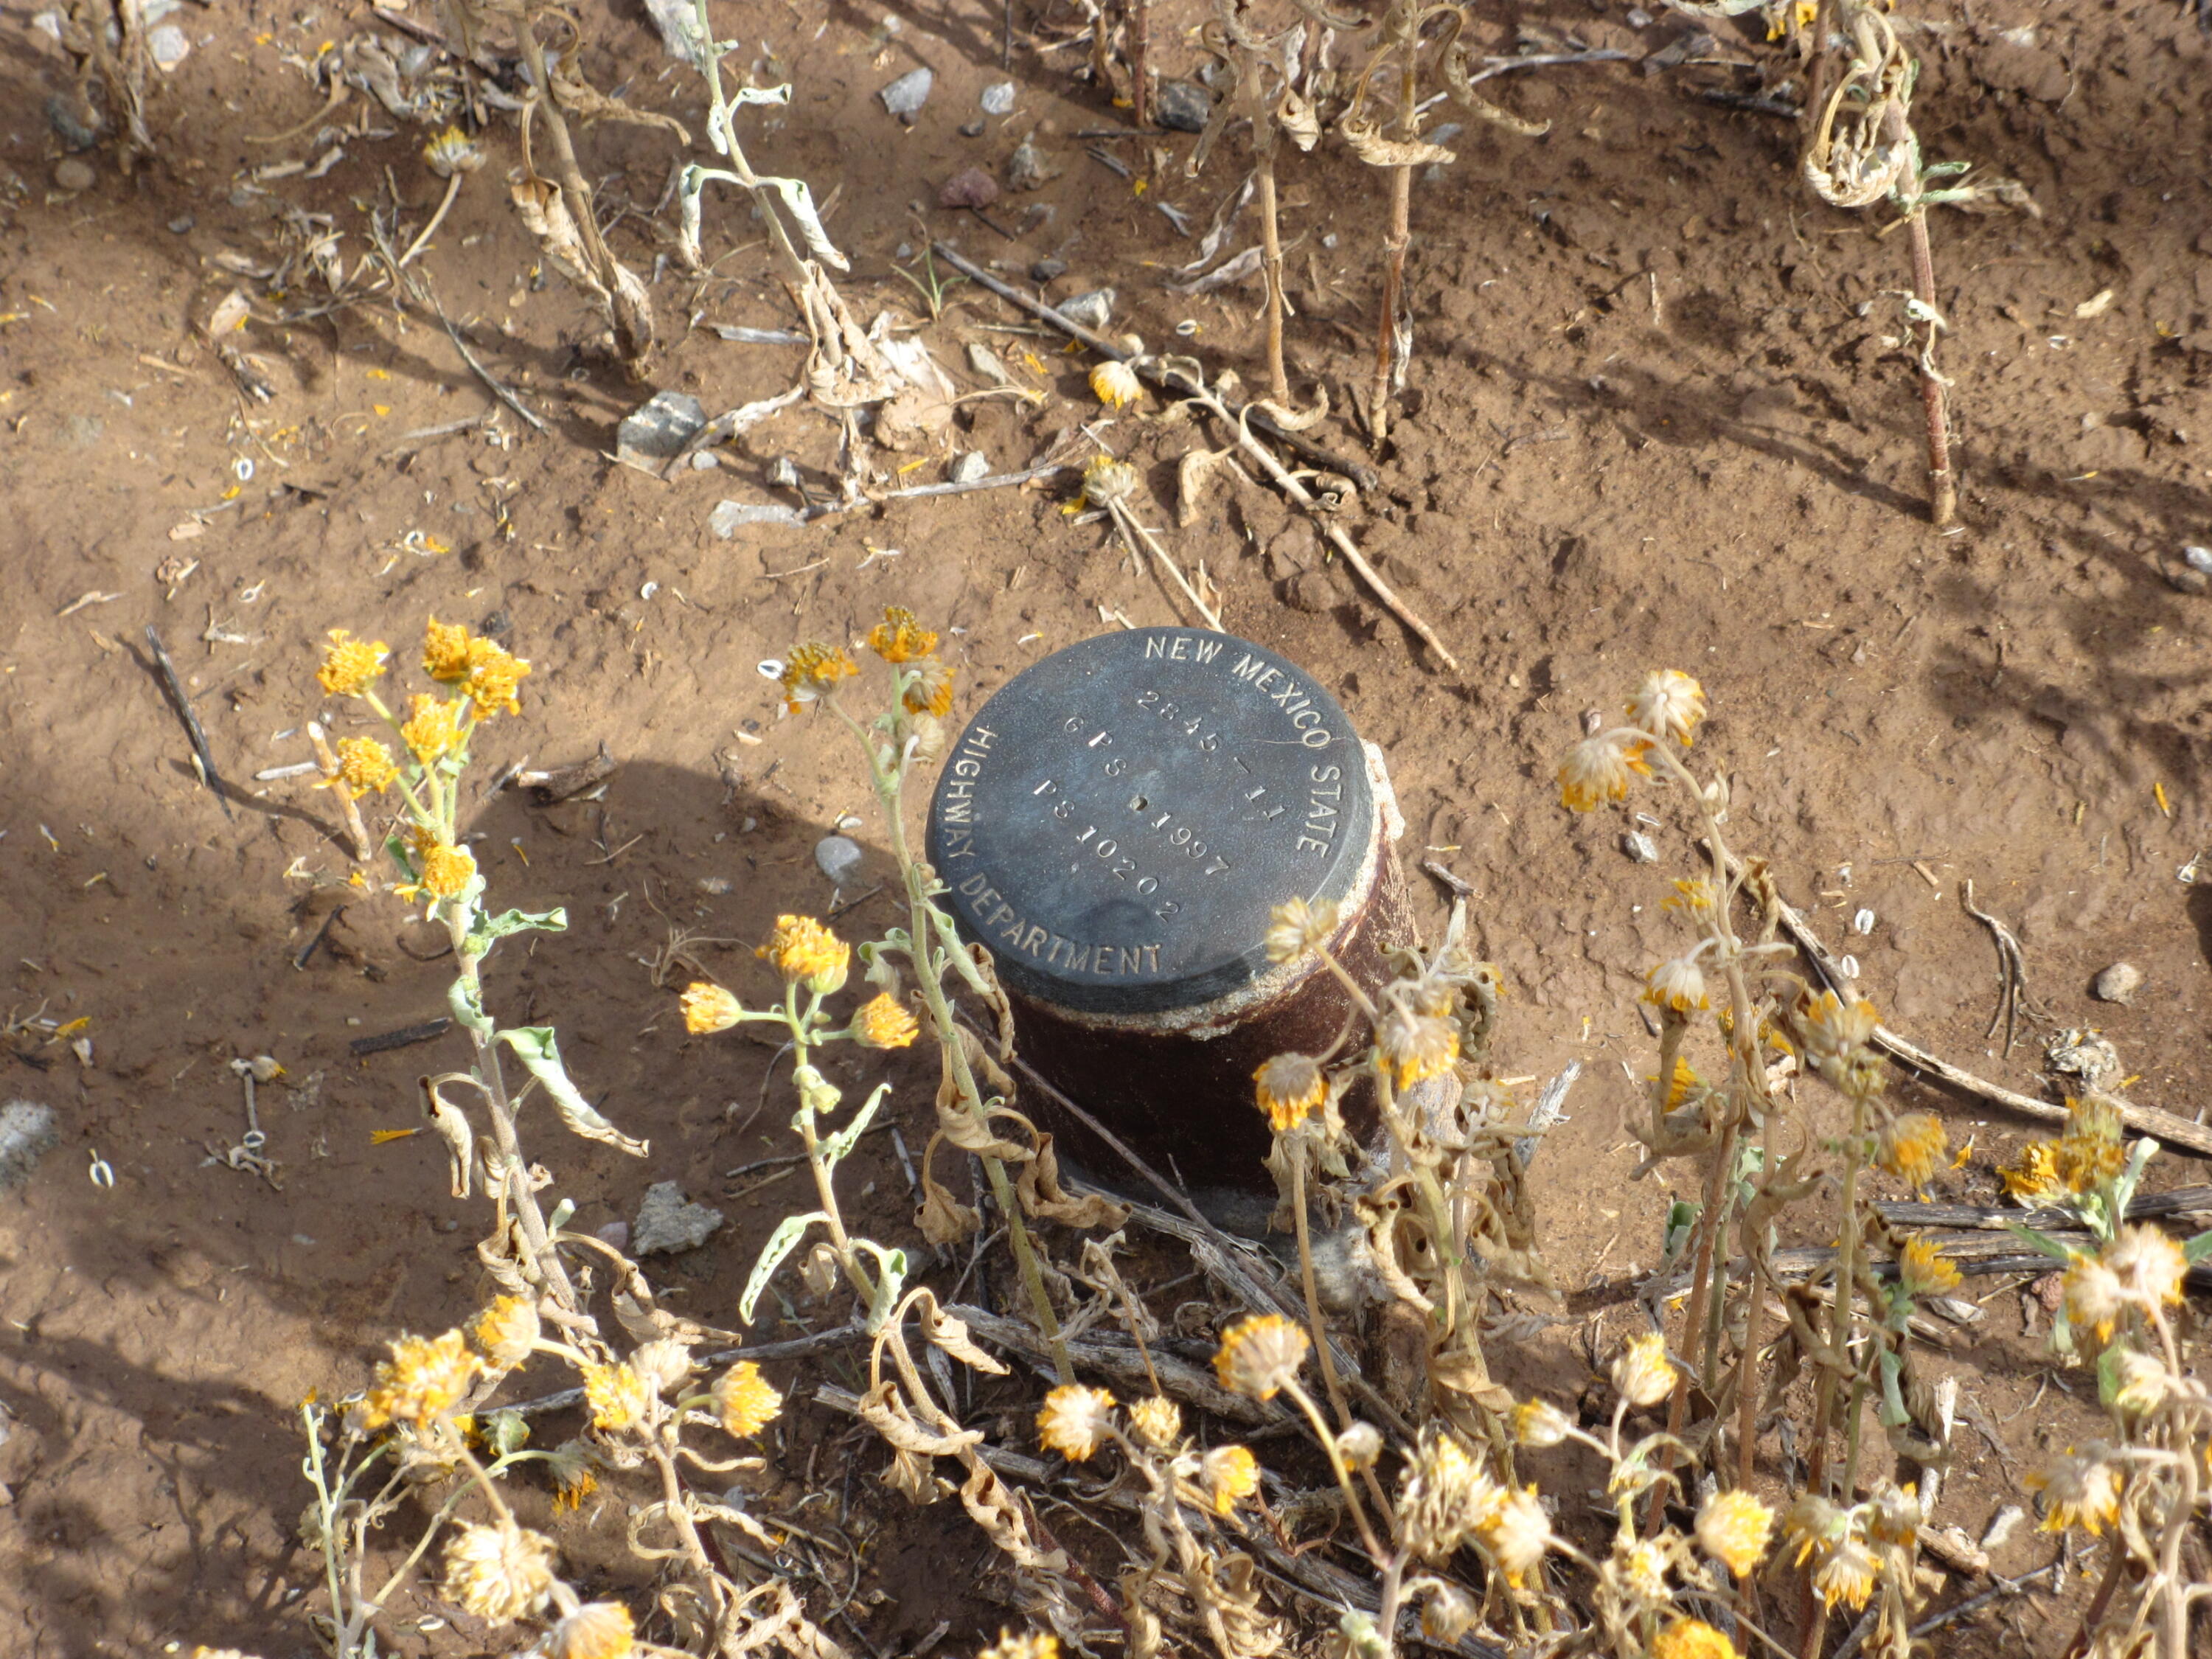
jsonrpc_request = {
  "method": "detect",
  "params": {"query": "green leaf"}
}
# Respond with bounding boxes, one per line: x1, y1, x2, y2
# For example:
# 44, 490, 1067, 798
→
856, 1239, 908, 1332
2184, 1228, 2212, 1265
497, 1027, 649, 1157
483, 1409, 529, 1456
465, 906, 568, 960
741, 1211, 824, 1324
448, 975, 494, 1042
2096, 1343, 2126, 1408
2004, 1222, 2079, 1264
822, 1084, 890, 1169
1875, 1349, 1909, 1427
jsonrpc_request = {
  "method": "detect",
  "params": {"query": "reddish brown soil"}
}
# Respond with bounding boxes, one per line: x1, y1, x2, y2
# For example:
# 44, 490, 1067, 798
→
1, 0, 2208, 1652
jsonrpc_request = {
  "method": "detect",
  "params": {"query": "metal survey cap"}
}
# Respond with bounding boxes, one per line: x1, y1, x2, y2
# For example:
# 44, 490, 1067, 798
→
925, 627, 1375, 1015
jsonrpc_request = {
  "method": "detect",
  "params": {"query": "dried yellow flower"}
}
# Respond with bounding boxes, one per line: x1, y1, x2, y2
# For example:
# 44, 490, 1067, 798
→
2055, 1096, 2126, 1193
1089, 360, 1142, 410
779, 641, 858, 712
851, 992, 919, 1049
422, 616, 474, 682
1997, 1138, 2062, 1200
546, 1439, 599, 1512
757, 915, 850, 993
1478, 1483, 1550, 1576
1865, 1480, 1922, 1548
1557, 731, 1652, 812
682, 982, 745, 1035
1419, 1585, 1477, 1644
866, 606, 938, 663
1037, 1383, 1117, 1461
978, 1632, 1058, 1659
2105, 1224, 2188, 1315
1811, 1533, 1877, 1611
327, 737, 399, 795
317, 628, 390, 698
1125, 1395, 1182, 1450
1625, 668, 1708, 746
902, 657, 957, 719
400, 692, 463, 762
440, 1520, 554, 1623
711, 1362, 785, 1438
1663, 877, 1718, 915
547, 1600, 636, 1659
1263, 896, 1339, 963
1079, 453, 1138, 509
1652, 1617, 1739, 1659
1610, 1332, 1676, 1409
1696, 1488, 1775, 1579
1878, 1112, 1946, 1189
1374, 1005, 1459, 1091
1643, 953, 1710, 1015
1253, 1052, 1326, 1133
1212, 1313, 1309, 1401
360, 1329, 480, 1429
462, 638, 530, 717
2026, 1444, 2122, 1534
1896, 1237, 1961, 1298
1512, 1398, 1571, 1448
1200, 1444, 1261, 1514
582, 1362, 652, 1433
423, 125, 488, 178
1397, 1426, 1502, 1561
471, 1295, 540, 1370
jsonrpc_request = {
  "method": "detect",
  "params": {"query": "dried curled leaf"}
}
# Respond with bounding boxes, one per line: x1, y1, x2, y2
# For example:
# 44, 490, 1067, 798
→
915, 1291, 1010, 1375
1338, 119, 1457, 170
1015, 1133, 1129, 1228
957, 1458, 1069, 1574
420, 1075, 476, 1199
1177, 446, 1251, 527
916, 1133, 983, 1245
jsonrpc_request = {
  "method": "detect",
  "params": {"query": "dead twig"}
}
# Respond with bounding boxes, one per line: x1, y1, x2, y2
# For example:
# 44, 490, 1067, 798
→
143, 625, 234, 821
1961, 877, 2045, 1054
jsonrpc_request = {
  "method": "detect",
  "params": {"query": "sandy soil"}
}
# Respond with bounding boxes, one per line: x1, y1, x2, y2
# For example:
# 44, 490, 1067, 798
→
1, 0, 2209, 1651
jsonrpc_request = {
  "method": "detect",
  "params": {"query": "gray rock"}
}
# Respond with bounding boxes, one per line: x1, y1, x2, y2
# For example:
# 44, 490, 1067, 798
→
167, 214, 195, 234
616, 390, 706, 467
949, 451, 991, 484
147, 23, 189, 68
46, 92, 101, 152
1006, 135, 1060, 190
880, 67, 933, 119
632, 1182, 724, 1256
980, 80, 1016, 115
2092, 962, 2143, 1005
966, 342, 1010, 385
2186, 546, 2212, 574
1155, 78, 1212, 133
0, 1101, 58, 1194
1029, 256, 1067, 282
52, 158, 94, 193
1058, 288, 1116, 330
815, 834, 865, 886
709, 500, 807, 537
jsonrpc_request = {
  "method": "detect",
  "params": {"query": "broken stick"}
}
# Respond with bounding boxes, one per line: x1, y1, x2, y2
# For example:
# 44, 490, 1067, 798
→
144, 625, 234, 821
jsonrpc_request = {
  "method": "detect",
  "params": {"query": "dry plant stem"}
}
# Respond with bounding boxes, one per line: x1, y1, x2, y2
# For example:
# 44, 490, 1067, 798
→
1734, 1110, 1775, 1490
1290, 1153, 1354, 1429
1131, 0, 1152, 126
307, 720, 373, 860
397, 173, 464, 269
513, 23, 613, 282
1368, 18, 1419, 449
1257, 155, 1290, 403
1902, 206, 1955, 527
1107, 498, 1224, 629
788, 981, 881, 1306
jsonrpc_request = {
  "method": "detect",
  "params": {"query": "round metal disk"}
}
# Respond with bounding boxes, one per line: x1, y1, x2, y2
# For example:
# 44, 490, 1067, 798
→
926, 627, 1374, 1015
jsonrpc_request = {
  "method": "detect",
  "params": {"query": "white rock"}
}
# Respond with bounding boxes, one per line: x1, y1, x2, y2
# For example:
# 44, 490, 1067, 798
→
949, 451, 990, 484
0, 1101, 58, 1194
632, 1183, 724, 1256
2092, 961, 2143, 1005
815, 834, 864, 886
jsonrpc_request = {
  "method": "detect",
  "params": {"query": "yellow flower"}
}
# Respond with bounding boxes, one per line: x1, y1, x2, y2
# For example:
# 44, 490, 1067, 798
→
1397, 1427, 1501, 1560
470, 1295, 540, 1370
2055, 1096, 2126, 1193
1037, 1383, 1117, 1461
1997, 1138, 2062, 1200
1621, 1537, 1671, 1600
400, 692, 463, 762
1652, 1617, 1739, 1659
1089, 360, 1142, 410
1213, 1313, 1310, 1401
902, 657, 957, 718
440, 1520, 554, 1623
1126, 1395, 1182, 1450
1783, 1493, 1844, 1565
317, 627, 390, 697
1253, 1052, 1326, 1133
1610, 1332, 1675, 1409
1812, 1533, 1877, 1611
866, 606, 938, 663
1374, 1005, 1459, 1091
1512, 1398, 1571, 1448
1896, 1237, 1961, 1298
360, 1329, 480, 1430
682, 982, 745, 1035
850, 992, 919, 1049
423, 125, 487, 178
1663, 877, 1718, 915
1200, 1444, 1261, 1514
1625, 668, 1708, 746
546, 1439, 599, 1512
1793, 989, 1883, 1092
1878, 1112, 1947, 1189
547, 1601, 635, 1659
1263, 896, 1339, 963
582, 1362, 652, 1433
1477, 1483, 1550, 1576
2108, 1346, 2175, 1415
779, 641, 858, 712
710, 1362, 785, 1438
327, 737, 399, 795
422, 616, 474, 682
398, 836, 476, 902
1696, 1488, 1775, 1579
2026, 1444, 2122, 1534
1643, 953, 1710, 1015
1656, 1055, 1704, 1111
462, 638, 530, 717
757, 915, 850, 993
1865, 1480, 1921, 1548
1079, 453, 1138, 509
978, 1633, 1057, 1659
1557, 731, 1652, 812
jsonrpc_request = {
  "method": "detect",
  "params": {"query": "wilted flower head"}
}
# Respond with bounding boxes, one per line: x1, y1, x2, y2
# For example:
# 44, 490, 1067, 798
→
902, 656, 957, 719
850, 992, 919, 1049
1253, 1052, 1327, 1133
2108, 1346, 2177, 1415
1264, 896, 1339, 963
1419, 1584, 1477, 1644
1783, 1492, 1846, 1565
1997, 1138, 2062, 1200
867, 606, 938, 663
1336, 1421, 1384, 1470
1374, 1004, 1459, 1091
317, 628, 390, 698
547, 1600, 635, 1659
1478, 1483, 1550, 1576
1610, 1332, 1676, 1409
1212, 1313, 1310, 1400
1652, 1616, 1739, 1659
1643, 953, 1710, 1016
682, 981, 744, 1034
978, 1633, 1057, 1659
1697, 1487, 1774, 1579
1397, 1427, 1502, 1560
1895, 1236, 1961, 1299
1125, 1394, 1182, 1450
400, 693, 463, 762
440, 1519, 554, 1622
2054, 1095, 2126, 1193
757, 914, 849, 993
1557, 731, 1652, 812
2103, 1224, 2187, 1319
328, 737, 399, 795
1512, 1397, 1571, 1448
2025, 1444, 2122, 1534
1037, 1384, 1117, 1461
582, 1362, 653, 1433
1865, 1480, 1922, 1548
1089, 359, 1142, 410
1625, 669, 1708, 746
360, 1329, 480, 1430
423, 125, 487, 177
1811, 1531, 1877, 1611
1200, 1444, 1261, 1514
546, 1439, 599, 1512
1878, 1111, 1947, 1189
1079, 453, 1138, 509
1618, 1536, 1671, 1601
1792, 988, 1883, 1091
779, 641, 858, 712
470, 1295, 540, 1370
1663, 877, 1718, 916
629, 1339, 695, 1398
710, 1361, 785, 1438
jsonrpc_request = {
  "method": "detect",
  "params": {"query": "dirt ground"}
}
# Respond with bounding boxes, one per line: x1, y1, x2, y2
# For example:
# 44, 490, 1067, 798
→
1, 0, 2210, 1651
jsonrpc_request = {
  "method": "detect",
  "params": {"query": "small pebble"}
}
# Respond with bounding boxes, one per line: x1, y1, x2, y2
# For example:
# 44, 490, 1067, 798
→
959, 119, 985, 138
938, 166, 999, 209
980, 80, 1016, 115
148, 23, 189, 67
1852, 907, 1876, 936
2092, 961, 2143, 1005
1058, 288, 1116, 330
1621, 831, 1658, 864
1029, 256, 1068, 282
879, 66, 933, 119
1006, 134, 1060, 190
949, 451, 990, 484
966, 342, 1010, 385
167, 214, 195, 234
815, 834, 865, 886
1154, 78, 1212, 133
53, 158, 95, 193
